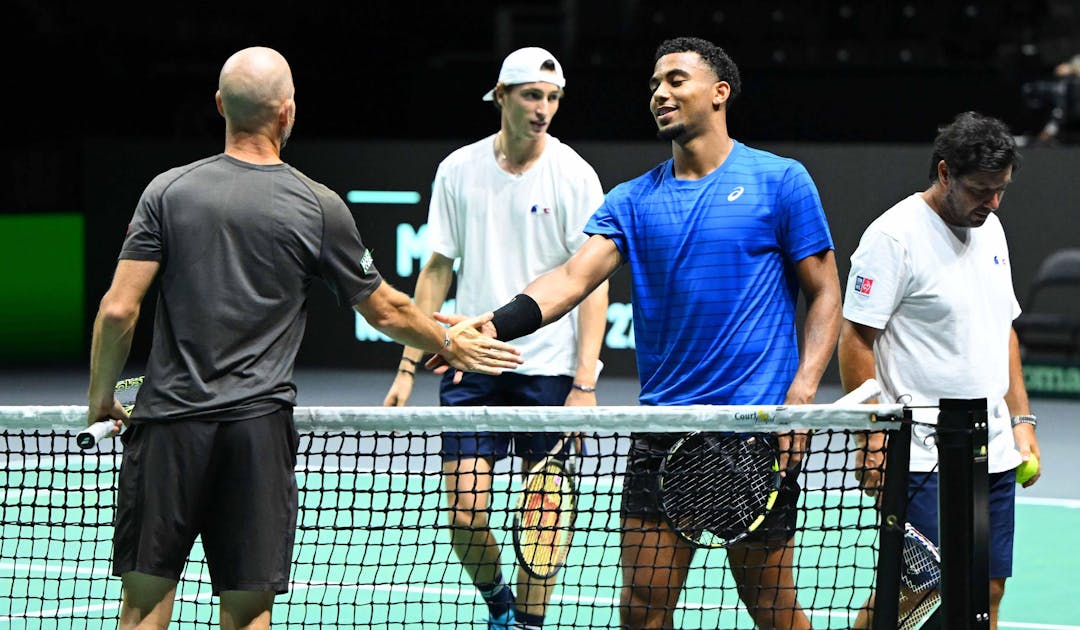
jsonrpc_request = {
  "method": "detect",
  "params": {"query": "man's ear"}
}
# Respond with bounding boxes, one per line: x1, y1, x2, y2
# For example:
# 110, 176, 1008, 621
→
280, 98, 295, 125
713, 81, 731, 109
937, 160, 950, 185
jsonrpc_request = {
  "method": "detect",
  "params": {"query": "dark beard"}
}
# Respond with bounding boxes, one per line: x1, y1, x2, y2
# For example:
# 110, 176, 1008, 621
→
656, 123, 686, 142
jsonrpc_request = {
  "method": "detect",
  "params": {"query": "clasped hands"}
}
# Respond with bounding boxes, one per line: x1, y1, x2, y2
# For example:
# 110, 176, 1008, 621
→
434, 312, 522, 379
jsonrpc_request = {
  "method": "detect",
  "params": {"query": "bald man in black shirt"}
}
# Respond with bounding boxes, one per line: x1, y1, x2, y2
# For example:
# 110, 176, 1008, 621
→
87, 46, 520, 629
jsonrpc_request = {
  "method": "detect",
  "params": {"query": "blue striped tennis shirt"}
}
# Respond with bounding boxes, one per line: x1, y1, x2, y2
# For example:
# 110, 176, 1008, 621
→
585, 141, 833, 406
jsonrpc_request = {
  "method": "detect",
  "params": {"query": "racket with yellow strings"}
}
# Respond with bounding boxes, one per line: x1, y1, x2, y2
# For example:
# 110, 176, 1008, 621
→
511, 433, 581, 579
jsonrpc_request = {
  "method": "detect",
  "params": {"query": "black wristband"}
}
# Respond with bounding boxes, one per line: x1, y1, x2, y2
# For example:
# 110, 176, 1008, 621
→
490, 294, 543, 341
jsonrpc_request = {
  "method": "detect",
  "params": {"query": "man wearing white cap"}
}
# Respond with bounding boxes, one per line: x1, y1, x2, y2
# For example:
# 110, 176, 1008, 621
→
383, 47, 608, 630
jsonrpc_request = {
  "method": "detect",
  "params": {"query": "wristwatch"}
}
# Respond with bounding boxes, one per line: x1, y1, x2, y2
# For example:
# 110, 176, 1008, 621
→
1010, 414, 1037, 429
571, 383, 596, 393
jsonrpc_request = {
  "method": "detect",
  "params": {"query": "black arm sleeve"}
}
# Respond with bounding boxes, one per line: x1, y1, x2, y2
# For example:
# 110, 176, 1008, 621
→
490, 294, 543, 341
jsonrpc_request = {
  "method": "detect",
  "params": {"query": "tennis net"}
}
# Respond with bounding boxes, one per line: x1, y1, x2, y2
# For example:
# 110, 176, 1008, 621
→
0, 403, 906, 629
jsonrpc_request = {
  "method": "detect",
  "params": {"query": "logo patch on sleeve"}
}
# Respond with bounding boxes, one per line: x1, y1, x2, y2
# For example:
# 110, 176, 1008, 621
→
854, 275, 874, 295
360, 249, 374, 274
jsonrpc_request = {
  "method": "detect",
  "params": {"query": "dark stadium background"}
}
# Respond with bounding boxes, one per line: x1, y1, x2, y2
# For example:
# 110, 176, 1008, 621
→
4, 0, 1079, 383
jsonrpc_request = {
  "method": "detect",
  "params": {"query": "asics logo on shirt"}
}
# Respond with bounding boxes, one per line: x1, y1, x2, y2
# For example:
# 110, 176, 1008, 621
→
727, 186, 745, 201
530, 205, 551, 214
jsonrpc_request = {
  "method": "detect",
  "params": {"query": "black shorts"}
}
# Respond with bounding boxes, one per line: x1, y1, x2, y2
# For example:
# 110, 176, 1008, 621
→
112, 407, 300, 594
620, 432, 802, 544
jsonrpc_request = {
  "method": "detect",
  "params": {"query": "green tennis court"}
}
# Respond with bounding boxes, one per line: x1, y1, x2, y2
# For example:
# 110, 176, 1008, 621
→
1, 455, 1075, 629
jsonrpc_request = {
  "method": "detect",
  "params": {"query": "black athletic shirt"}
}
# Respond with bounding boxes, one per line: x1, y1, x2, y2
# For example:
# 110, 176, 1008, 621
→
120, 153, 381, 421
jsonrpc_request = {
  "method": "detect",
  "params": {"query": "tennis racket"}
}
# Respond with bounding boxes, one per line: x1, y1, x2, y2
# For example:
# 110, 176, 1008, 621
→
898, 522, 941, 630
658, 379, 883, 548
659, 431, 780, 548
76, 376, 144, 450
511, 433, 580, 579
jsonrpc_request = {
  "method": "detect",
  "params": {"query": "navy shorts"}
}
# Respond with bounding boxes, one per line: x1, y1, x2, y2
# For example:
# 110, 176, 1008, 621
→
440, 371, 572, 462
113, 407, 300, 594
621, 432, 803, 544
906, 469, 1016, 578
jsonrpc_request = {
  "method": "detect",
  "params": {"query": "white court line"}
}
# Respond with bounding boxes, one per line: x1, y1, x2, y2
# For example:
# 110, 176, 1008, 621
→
0, 562, 214, 621
0, 561, 118, 622
0, 589, 218, 622
285, 578, 1079, 628
286, 577, 866, 618
1016, 496, 1080, 509
2, 454, 122, 471
1, 560, 112, 579
1001, 624, 1080, 630
0, 483, 115, 502
2, 564, 1074, 628
0, 602, 121, 622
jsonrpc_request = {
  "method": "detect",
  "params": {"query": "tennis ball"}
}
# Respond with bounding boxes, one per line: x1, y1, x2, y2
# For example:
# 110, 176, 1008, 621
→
1016, 455, 1039, 485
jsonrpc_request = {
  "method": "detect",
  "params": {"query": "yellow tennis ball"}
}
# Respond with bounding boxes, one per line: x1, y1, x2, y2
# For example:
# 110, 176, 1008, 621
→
1016, 455, 1039, 485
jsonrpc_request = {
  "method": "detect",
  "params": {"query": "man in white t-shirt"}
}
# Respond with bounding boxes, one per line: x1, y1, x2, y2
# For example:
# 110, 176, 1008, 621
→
383, 47, 608, 630
839, 111, 1041, 628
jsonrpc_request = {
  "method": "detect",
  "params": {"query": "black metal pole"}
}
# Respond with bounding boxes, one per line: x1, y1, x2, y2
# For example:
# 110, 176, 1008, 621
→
937, 398, 990, 629
871, 414, 912, 630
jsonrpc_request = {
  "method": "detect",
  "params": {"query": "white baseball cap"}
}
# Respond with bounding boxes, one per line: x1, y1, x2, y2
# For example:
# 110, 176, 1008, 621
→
481, 47, 566, 101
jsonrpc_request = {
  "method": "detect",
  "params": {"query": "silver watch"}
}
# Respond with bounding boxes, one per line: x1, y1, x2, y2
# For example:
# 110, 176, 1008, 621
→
1010, 414, 1037, 429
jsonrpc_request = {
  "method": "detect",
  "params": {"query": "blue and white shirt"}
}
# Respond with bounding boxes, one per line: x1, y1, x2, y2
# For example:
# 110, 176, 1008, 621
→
586, 141, 833, 406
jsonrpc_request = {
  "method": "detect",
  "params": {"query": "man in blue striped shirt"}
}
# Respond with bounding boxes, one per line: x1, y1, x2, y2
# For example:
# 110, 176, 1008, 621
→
462, 37, 840, 629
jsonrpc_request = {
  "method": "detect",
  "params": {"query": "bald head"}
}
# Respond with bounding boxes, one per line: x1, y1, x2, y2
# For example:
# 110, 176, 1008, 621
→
217, 47, 295, 134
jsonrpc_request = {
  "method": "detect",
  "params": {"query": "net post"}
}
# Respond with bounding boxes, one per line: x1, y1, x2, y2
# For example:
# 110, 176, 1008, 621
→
871, 411, 911, 630
937, 398, 990, 629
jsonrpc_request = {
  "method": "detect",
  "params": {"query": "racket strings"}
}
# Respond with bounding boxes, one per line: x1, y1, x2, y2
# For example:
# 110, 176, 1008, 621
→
900, 594, 941, 630
662, 436, 776, 539
516, 463, 576, 575
899, 525, 942, 629
901, 544, 940, 589
520, 465, 566, 528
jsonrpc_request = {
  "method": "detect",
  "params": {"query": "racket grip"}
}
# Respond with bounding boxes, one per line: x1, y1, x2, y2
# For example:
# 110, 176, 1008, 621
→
838, 378, 880, 404
77, 419, 121, 450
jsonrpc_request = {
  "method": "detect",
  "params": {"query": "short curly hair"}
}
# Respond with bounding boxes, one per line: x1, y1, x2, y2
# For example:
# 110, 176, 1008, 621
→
928, 111, 1021, 183
654, 37, 741, 104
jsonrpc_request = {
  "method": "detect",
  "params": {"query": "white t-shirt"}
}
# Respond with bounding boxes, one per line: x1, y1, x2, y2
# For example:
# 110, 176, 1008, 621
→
843, 193, 1022, 473
427, 134, 605, 376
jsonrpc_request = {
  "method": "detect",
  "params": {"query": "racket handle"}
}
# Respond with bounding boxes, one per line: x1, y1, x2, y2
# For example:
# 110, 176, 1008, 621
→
838, 378, 880, 404
77, 419, 121, 450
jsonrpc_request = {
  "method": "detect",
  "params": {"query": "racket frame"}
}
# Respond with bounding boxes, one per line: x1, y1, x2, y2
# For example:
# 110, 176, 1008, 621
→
656, 379, 883, 549
658, 431, 781, 548
511, 432, 581, 579
898, 522, 942, 630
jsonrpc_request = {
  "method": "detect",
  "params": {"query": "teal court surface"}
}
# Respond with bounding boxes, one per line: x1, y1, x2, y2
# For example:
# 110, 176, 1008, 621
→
1, 450, 1076, 630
